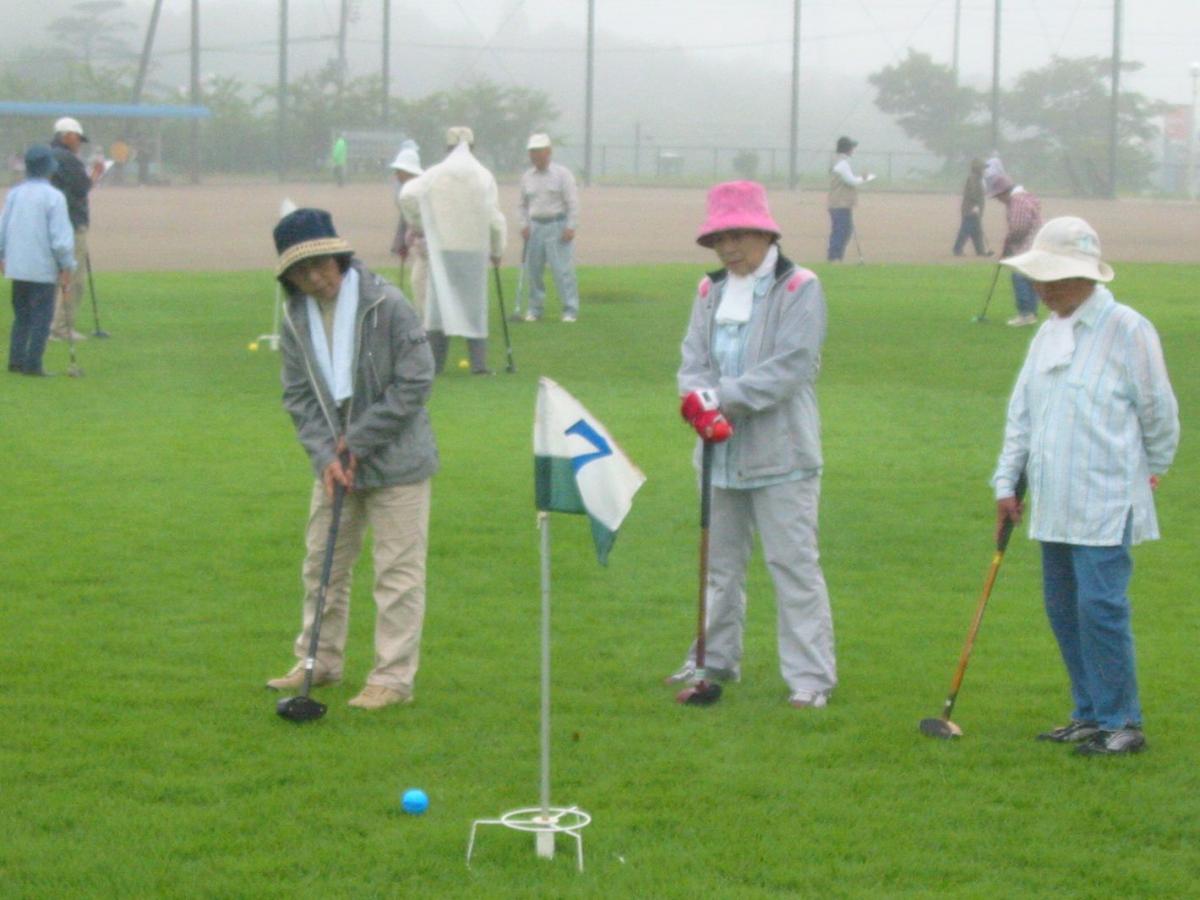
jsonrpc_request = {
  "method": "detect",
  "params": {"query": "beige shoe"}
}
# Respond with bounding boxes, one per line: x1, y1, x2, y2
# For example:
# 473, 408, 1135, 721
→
347, 684, 412, 709
265, 664, 340, 691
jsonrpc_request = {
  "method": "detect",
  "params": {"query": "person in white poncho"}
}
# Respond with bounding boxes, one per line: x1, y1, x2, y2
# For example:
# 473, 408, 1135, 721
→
400, 126, 507, 375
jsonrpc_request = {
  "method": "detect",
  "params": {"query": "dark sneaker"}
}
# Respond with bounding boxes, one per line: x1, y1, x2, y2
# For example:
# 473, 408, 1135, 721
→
1074, 728, 1147, 757
1036, 720, 1100, 743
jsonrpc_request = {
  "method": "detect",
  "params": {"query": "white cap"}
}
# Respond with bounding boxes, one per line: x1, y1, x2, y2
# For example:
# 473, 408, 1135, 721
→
389, 140, 423, 175
445, 126, 474, 147
1002, 217, 1115, 284
526, 132, 552, 150
54, 116, 88, 141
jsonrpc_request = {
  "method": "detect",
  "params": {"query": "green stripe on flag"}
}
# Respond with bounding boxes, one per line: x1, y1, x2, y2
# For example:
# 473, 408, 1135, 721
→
534, 455, 586, 514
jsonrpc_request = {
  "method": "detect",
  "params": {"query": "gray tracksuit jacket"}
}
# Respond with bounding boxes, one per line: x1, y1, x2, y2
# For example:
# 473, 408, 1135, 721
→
280, 260, 438, 488
678, 252, 825, 480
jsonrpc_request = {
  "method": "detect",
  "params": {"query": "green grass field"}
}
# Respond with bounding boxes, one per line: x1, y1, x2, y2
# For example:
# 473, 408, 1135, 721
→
3, 260, 1197, 898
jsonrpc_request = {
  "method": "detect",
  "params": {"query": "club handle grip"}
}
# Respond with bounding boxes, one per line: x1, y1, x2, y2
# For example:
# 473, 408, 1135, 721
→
996, 472, 1027, 552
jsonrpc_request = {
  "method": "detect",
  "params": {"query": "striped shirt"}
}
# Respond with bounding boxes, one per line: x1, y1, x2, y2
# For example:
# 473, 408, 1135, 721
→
1003, 187, 1041, 255
993, 285, 1179, 546
519, 162, 579, 230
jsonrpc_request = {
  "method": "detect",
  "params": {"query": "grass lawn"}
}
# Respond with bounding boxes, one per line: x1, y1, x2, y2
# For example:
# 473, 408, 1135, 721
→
2, 260, 1197, 898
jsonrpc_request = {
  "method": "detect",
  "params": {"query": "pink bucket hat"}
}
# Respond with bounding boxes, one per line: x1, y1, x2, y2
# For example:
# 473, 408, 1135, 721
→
696, 181, 781, 247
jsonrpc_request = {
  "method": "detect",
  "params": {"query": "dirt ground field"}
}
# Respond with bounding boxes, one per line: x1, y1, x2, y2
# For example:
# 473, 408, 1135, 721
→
86, 180, 1199, 274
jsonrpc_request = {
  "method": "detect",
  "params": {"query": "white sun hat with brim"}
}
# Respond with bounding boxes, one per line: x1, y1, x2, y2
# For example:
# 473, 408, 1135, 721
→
526, 132, 552, 150
389, 140, 422, 175
1001, 216, 1114, 284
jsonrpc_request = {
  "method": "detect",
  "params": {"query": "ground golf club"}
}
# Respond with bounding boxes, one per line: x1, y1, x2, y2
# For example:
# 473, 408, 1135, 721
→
677, 441, 723, 706
920, 473, 1027, 739
510, 238, 528, 321
276, 477, 346, 723
972, 264, 1003, 323
85, 250, 111, 338
491, 264, 517, 374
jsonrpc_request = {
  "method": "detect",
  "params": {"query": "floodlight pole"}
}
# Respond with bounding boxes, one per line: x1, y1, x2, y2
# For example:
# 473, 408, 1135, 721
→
277, 0, 288, 181
1107, 0, 1122, 198
990, 0, 1001, 152
788, 0, 801, 190
952, 0, 962, 82
583, 0, 595, 186
1189, 62, 1200, 201
382, 0, 391, 126
189, 0, 200, 184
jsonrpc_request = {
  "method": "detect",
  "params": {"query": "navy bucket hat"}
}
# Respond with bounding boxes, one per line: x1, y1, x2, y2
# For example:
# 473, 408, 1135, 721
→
273, 208, 353, 281
24, 144, 58, 179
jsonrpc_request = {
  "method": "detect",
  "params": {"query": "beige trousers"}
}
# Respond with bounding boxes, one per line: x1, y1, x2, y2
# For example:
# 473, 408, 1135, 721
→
293, 478, 431, 693
409, 253, 428, 321
52, 226, 87, 338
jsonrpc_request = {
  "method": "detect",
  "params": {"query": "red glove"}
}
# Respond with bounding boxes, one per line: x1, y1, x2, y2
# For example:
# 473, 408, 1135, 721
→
680, 389, 733, 443
680, 389, 719, 423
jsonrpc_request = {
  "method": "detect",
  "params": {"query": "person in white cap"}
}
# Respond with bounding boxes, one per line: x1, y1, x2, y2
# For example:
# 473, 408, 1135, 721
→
518, 133, 580, 322
992, 216, 1179, 757
48, 117, 102, 342
389, 140, 427, 319
399, 126, 506, 375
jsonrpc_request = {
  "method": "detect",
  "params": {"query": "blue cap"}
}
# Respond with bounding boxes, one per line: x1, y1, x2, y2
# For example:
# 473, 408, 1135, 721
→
24, 144, 58, 178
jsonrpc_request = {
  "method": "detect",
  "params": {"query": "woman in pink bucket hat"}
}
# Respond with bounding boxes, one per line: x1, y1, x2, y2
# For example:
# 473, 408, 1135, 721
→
668, 181, 838, 710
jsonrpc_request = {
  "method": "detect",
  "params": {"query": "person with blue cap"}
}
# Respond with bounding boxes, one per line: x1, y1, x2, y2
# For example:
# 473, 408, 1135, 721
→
266, 207, 439, 710
0, 144, 76, 376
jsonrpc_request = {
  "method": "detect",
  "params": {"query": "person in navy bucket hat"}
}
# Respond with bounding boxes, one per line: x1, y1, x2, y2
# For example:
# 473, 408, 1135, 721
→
0, 144, 76, 375
267, 207, 440, 711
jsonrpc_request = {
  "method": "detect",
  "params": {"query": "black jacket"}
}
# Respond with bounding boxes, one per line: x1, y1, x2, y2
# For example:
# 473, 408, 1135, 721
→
50, 138, 91, 229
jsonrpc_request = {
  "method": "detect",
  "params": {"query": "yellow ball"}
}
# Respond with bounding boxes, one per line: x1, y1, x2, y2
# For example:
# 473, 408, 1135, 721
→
248, 342, 259, 352
458, 358, 469, 369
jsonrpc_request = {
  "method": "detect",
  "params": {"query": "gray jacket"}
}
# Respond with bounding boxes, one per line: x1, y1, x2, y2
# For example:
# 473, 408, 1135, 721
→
678, 253, 826, 479
280, 260, 438, 488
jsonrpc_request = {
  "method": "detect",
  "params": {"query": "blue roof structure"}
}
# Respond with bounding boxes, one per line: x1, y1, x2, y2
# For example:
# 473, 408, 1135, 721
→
0, 101, 210, 120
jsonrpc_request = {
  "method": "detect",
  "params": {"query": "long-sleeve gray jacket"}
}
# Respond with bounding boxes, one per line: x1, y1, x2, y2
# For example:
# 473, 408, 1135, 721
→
280, 260, 438, 488
678, 253, 826, 480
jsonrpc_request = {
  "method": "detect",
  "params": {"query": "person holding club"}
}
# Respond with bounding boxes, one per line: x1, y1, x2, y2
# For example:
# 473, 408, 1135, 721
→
389, 140, 427, 319
984, 161, 1042, 327
992, 216, 1179, 756
266, 208, 439, 711
669, 181, 837, 710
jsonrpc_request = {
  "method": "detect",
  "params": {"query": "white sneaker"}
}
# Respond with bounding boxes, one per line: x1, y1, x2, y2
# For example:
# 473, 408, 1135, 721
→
788, 690, 829, 709
523, 312, 540, 322
561, 314, 577, 323
1006, 314, 1037, 327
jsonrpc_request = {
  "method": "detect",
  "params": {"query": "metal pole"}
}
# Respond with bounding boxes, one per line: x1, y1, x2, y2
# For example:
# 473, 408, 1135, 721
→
127, 0, 164, 141
278, 0, 288, 181
337, 0, 349, 99
990, 0, 1001, 152
584, 0, 595, 186
189, 0, 200, 184
536, 512, 554, 859
1108, 0, 1123, 198
382, 0, 390, 126
952, 0, 962, 82
1189, 63, 1200, 200
788, 0, 800, 189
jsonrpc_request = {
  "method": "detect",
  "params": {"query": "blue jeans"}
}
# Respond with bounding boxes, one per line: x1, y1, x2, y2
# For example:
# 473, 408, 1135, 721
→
827, 208, 853, 261
9, 280, 56, 374
1040, 516, 1140, 730
1012, 272, 1037, 316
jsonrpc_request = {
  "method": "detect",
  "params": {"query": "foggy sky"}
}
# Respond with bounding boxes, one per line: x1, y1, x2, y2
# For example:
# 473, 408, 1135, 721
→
2, 0, 1197, 156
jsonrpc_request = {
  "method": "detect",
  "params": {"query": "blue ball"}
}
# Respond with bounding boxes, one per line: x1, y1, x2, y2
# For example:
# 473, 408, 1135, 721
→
402, 788, 429, 815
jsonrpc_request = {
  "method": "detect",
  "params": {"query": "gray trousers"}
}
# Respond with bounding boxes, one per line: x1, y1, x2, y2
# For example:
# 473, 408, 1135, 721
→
681, 476, 837, 695
428, 331, 488, 374
526, 219, 579, 318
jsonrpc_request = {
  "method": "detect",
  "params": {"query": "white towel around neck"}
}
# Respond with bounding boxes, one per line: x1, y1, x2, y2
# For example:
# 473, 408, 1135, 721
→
716, 244, 778, 324
1037, 310, 1077, 373
306, 266, 359, 403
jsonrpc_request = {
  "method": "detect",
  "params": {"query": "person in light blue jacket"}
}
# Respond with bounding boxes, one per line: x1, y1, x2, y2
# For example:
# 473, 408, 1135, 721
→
670, 181, 837, 709
993, 217, 1179, 757
0, 144, 76, 376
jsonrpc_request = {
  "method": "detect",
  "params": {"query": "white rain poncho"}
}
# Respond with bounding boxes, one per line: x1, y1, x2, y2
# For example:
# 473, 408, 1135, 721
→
402, 142, 506, 338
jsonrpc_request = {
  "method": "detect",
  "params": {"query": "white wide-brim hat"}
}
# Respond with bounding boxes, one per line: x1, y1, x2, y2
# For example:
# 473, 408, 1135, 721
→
526, 132, 551, 150
1002, 216, 1114, 283
389, 140, 422, 175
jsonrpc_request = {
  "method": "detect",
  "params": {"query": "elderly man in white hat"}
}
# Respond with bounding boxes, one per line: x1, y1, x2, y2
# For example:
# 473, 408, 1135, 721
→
48, 116, 101, 341
399, 126, 506, 374
389, 140, 428, 319
992, 216, 1179, 757
518, 132, 580, 323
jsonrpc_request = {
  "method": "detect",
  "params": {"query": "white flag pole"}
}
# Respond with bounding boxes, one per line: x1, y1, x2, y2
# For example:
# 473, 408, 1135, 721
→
536, 511, 554, 859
